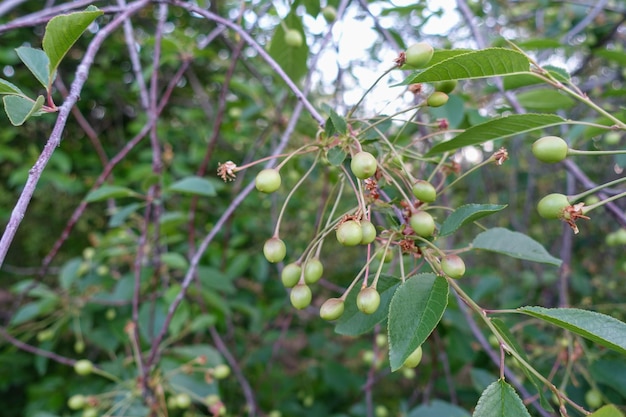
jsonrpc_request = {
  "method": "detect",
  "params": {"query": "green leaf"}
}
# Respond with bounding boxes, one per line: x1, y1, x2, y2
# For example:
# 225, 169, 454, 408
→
15, 47, 50, 88
472, 227, 562, 266
326, 108, 347, 135
59, 258, 82, 290
161, 252, 189, 270
0, 78, 25, 96
3, 94, 45, 126
334, 275, 400, 336
85, 185, 139, 202
590, 359, 626, 397
108, 203, 143, 228
439, 204, 507, 237
426, 114, 565, 156
472, 380, 531, 417
268, 12, 308, 82
388, 274, 448, 371
519, 307, 626, 355
407, 399, 470, 417
168, 176, 217, 197
400, 48, 531, 85
42, 6, 103, 87
589, 405, 625, 417
516, 88, 575, 111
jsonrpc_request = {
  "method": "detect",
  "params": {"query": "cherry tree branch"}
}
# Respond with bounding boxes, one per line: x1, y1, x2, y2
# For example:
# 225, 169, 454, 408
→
0, 0, 151, 268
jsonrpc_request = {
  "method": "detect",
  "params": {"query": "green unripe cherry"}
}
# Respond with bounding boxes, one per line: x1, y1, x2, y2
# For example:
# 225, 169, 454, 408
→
409, 211, 436, 238
537, 193, 570, 219
434, 79, 457, 94
336, 220, 363, 246
585, 389, 603, 409
402, 345, 423, 368
304, 258, 324, 284
322, 6, 337, 22
284, 29, 303, 47
350, 151, 378, 179
213, 364, 231, 379
360, 220, 377, 244
175, 393, 192, 409
281, 262, 302, 287
356, 287, 380, 314
68, 394, 87, 410
320, 298, 345, 321
404, 42, 434, 68
74, 359, 94, 376
263, 237, 286, 263
290, 284, 312, 309
427, 91, 449, 107
532, 136, 569, 163
255, 168, 281, 193
441, 254, 466, 279
412, 180, 437, 203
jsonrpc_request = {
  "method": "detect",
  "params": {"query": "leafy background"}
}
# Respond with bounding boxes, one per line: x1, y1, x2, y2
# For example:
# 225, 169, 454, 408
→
0, 1, 625, 417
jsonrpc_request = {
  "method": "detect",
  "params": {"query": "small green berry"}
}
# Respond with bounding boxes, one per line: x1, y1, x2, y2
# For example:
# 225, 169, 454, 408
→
537, 193, 570, 219
532, 136, 568, 163
409, 211, 436, 238
351, 151, 378, 179
74, 359, 94, 376
175, 393, 192, 409
412, 180, 437, 203
213, 364, 231, 379
284, 29, 303, 47
441, 254, 466, 279
360, 220, 377, 244
319, 298, 345, 321
404, 42, 434, 68
434, 79, 458, 94
290, 284, 312, 310
304, 258, 324, 284
322, 6, 337, 22
336, 220, 363, 246
255, 169, 281, 193
281, 262, 302, 287
402, 345, 423, 368
68, 394, 87, 410
356, 287, 380, 314
263, 237, 286, 263
427, 91, 449, 107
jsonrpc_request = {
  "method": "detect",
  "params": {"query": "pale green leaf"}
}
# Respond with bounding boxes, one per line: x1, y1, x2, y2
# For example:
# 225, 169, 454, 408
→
42, 6, 103, 86
472, 380, 531, 417
161, 252, 189, 270
85, 185, 139, 202
3, 94, 45, 126
439, 204, 507, 237
472, 227, 562, 266
401, 48, 531, 85
426, 114, 565, 156
15, 47, 50, 88
388, 274, 448, 371
589, 405, 625, 417
326, 147, 346, 166
519, 307, 626, 355
0, 78, 25, 96
516, 88, 575, 111
59, 258, 82, 290
168, 176, 217, 197
334, 275, 400, 336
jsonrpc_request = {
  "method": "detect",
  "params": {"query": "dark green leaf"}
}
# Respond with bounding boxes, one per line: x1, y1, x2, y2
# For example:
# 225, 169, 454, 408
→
519, 307, 626, 355
439, 204, 507, 237
334, 275, 400, 336
15, 47, 50, 88
161, 252, 189, 270
400, 48, 531, 85
472, 380, 531, 417
42, 6, 103, 86
59, 258, 82, 290
472, 228, 562, 266
168, 176, 217, 197
388, 274, 448, 371
426, 114, 565, 156
3, 94, 45, 126
0, 78, 25, 96
328, 108, 347, 135
85, 185, 139, 202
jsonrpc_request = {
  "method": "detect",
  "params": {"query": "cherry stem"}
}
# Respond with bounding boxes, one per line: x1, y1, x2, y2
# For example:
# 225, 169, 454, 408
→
441, 154, 497, 193
273, 153, 320, 236
568, 148, 626, 157
347, 65, 396, 119
567, 175, 626, 202
583, 189, 626, 215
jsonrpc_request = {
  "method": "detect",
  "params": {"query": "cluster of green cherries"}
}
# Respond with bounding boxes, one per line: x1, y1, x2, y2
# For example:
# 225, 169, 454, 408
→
255, 146, 466, 321
532, 135, 626, 233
